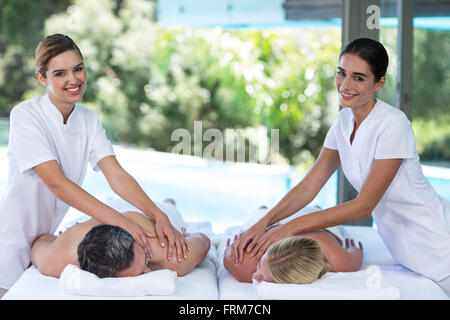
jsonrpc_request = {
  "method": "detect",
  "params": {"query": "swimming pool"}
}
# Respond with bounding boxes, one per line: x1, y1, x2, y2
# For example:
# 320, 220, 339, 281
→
62, 145, 302, 234
0, 145, 449, 233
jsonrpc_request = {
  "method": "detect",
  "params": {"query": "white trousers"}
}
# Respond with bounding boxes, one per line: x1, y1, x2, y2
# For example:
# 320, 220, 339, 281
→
437, 276, 450, 298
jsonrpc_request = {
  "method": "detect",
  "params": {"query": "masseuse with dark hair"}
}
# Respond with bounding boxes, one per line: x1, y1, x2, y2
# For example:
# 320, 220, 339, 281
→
231, 38, 450, 296
0, 34, 189, 294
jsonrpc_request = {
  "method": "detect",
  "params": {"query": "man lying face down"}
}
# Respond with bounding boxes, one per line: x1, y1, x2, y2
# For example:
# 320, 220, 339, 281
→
223, 223, 363, 284
31, 200, 210, 278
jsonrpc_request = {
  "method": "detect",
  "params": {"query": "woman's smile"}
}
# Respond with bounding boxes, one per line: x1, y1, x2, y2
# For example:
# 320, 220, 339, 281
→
339, 90, 358, 100
64, 84, 82, 96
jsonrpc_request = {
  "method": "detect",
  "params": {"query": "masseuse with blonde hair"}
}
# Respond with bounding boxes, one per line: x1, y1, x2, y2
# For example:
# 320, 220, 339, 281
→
0, 34, 189, 294
231, 38, 450, 296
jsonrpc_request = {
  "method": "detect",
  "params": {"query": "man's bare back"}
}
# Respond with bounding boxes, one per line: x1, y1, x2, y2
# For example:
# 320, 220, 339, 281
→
31, 210, 210, 279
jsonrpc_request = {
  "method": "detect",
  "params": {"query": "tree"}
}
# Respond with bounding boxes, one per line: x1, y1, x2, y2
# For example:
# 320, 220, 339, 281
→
0, 0, 72, 116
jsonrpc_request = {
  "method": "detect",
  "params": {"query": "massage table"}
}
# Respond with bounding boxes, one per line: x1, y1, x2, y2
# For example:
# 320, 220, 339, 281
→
3, 219, 219, 300
2, 198, 220, 300
217, 224, 449, 300
3, 203, 448, 300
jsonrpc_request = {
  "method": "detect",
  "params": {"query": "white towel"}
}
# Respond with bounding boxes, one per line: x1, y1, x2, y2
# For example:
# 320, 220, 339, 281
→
58, 264, 177, 297
253, 265, 401, 300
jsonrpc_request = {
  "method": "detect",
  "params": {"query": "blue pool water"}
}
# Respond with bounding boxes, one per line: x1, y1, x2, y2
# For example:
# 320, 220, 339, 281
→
423, 176, 450, 201
0, 145, 449, 233
158, 0, 450, 31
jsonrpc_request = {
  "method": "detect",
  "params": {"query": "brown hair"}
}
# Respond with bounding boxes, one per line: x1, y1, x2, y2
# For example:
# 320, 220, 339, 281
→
35, 34, 83, 78
266, 236, 331, 284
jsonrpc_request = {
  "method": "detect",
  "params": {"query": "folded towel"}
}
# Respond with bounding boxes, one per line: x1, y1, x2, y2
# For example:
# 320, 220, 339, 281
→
58, 264, 177, 297
253, 265, 400, 300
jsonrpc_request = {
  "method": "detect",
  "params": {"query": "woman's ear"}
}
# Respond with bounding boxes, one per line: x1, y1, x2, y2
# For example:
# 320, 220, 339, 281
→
35, 71, 48, 86
375, 76, 386, 91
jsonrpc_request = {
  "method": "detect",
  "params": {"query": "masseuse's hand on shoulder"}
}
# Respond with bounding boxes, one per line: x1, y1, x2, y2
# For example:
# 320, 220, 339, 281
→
230, 220, 267, 263
97, 156, 190, 262
232, 148, 340, 263
33, 159, 157, 258
154, 214, 190, 262
248, 222, 294, 262
119, 217, 156, 258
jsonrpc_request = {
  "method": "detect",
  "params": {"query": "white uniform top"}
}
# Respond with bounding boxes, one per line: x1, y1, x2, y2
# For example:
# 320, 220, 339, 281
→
324, 99, 450, 282
0, 93, 115, 289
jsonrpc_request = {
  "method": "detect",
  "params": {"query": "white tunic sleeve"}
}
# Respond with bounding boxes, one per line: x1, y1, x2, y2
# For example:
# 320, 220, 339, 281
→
323, 119, 339, 150
88, 118, 115, 172
374, 114, 415, 159
8, 107, 57, 173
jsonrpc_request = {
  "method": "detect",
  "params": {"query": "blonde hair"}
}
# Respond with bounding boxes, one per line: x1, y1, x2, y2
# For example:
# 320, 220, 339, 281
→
35, 34, 83, 78
266, 236, 331, 284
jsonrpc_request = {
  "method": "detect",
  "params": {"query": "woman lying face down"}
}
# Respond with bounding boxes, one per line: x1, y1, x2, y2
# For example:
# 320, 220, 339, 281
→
223, 224, 363, 284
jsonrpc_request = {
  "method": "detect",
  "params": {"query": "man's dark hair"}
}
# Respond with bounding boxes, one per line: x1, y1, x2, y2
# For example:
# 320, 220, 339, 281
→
77, 224, 135, 278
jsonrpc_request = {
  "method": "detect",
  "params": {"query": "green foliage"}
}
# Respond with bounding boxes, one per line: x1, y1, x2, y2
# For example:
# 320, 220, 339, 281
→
0, 0, 448, 164
37, 0, 342, 164
379, 27, 450, 162
378, 28, 398, 106
0, 44, 35, 117
242, 30, 341, 163
413, 118, 450, 163
0, 0, 72, 116
412, 29, 450, 122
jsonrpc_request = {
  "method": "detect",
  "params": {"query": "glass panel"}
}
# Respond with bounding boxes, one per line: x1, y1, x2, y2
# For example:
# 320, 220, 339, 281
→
379, 0, 450, 180
411, 0, 450, 168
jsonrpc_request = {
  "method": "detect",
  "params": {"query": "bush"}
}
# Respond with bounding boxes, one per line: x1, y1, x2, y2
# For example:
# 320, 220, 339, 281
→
39, 0, 341, 165
1, 0, 448, 165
